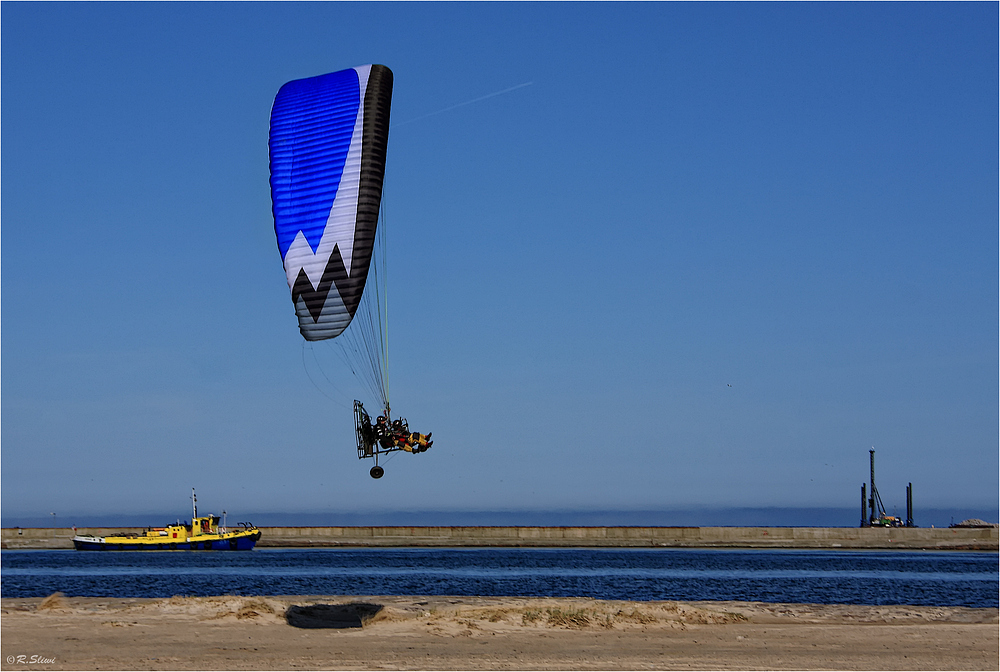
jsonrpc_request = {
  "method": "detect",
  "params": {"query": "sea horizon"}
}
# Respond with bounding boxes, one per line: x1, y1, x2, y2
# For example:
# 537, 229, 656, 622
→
4, 506, 997, 531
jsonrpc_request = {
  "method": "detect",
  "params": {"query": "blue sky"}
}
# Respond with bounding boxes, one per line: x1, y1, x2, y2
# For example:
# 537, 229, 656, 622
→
2, 2, 997, 524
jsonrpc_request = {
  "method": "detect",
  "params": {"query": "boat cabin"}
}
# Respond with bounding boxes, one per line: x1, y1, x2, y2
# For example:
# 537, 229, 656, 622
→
145, 516, 222, 540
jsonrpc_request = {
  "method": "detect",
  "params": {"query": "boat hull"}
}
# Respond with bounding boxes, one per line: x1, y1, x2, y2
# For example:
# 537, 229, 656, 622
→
73, 531, 260, 551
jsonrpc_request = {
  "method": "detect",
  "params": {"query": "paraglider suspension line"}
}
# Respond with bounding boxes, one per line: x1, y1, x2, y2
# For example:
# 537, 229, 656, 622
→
331, 205, 390, 411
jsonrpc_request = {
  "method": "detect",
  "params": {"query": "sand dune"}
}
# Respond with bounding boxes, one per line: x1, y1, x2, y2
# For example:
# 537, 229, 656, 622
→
2, 594, 996, 670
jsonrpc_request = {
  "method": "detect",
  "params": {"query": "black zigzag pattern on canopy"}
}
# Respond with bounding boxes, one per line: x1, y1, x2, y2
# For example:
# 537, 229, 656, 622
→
292, 244, 351, 323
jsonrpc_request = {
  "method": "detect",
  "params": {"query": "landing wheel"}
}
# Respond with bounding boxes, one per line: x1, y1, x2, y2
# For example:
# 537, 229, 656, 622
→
370, 465, 384, 479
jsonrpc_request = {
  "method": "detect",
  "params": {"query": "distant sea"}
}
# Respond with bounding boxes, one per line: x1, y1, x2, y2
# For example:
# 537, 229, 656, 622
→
5, 507, 998, 530
3, 548, 997, 608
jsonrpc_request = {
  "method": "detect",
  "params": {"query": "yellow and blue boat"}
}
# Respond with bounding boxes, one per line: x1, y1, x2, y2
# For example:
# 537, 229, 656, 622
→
72, 490, 260, 551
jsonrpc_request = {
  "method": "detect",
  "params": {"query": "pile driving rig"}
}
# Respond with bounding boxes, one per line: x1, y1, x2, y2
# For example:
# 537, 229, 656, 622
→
860, 448, 914, 528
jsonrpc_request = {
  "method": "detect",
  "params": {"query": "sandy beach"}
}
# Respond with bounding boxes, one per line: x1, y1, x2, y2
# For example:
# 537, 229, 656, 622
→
1, 594, 996, 670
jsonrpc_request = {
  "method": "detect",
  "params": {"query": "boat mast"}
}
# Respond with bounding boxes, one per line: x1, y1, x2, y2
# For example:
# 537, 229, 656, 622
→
192, 487, 198, 520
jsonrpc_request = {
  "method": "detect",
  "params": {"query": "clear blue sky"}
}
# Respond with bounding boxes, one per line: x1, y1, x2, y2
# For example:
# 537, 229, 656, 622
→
2, 2, 997, 523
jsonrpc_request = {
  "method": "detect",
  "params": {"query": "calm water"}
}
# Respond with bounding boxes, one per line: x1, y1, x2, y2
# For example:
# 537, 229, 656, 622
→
2, 548, 996, 608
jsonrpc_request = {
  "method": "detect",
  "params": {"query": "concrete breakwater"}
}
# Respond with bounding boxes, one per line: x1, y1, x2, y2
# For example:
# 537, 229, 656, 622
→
2, 526, 996, 551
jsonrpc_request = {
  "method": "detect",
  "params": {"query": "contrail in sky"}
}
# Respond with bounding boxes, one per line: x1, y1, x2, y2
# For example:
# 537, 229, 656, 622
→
393, 81, 534, 127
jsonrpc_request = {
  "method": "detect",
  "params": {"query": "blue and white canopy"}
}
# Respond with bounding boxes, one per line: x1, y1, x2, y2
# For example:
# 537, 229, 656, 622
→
269, 64, 393, 341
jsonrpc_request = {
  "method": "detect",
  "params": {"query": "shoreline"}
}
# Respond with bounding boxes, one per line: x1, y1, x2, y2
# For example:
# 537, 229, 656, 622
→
2, 594, 996, 670
4, 525, 998, 551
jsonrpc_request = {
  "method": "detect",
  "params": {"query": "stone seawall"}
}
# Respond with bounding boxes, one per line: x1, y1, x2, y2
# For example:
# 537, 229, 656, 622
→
2, 526, 996, 551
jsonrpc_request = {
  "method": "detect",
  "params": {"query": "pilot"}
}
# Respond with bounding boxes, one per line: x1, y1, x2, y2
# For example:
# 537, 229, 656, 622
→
391, 419, 432, 453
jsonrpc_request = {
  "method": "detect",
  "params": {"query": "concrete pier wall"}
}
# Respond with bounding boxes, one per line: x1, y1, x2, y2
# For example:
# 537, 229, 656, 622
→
2, 526, 996, 551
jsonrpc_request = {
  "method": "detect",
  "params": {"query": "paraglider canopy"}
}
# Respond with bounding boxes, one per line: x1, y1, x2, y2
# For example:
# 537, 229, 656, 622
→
269, 64, 393, 341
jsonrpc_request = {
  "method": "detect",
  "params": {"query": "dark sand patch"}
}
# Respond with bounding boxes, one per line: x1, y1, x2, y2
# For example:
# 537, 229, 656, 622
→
285, 602, 384, 629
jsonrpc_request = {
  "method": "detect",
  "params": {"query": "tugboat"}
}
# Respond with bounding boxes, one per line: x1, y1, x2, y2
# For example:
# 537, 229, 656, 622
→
72, 489, 261, 551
